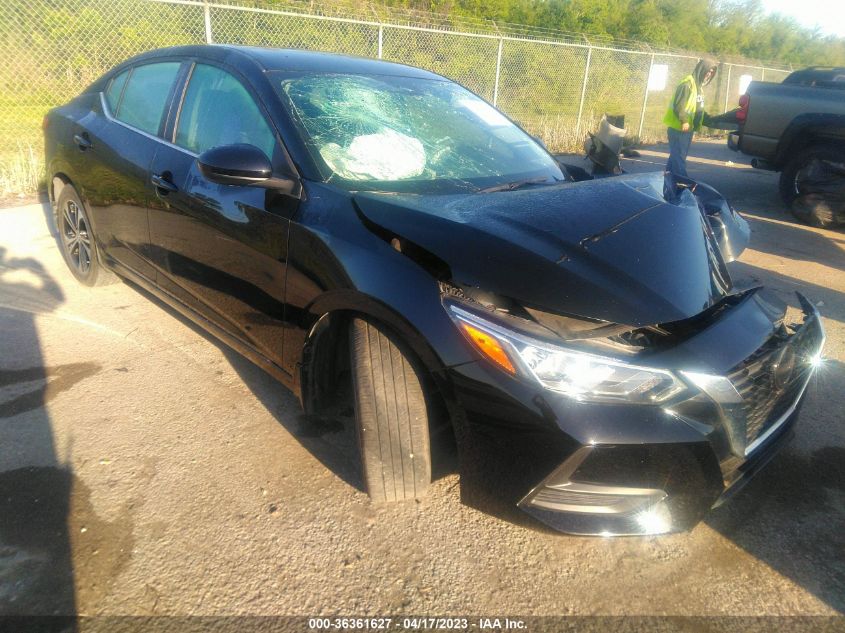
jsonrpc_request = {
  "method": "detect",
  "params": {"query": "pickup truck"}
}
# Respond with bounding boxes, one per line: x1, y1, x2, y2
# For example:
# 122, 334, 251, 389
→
727, 66, 845, 226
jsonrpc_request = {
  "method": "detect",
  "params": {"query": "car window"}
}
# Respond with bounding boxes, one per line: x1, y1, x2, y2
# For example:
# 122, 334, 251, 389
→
175, 64, 276, 159
114, 62, 181, 136
277, 73, 562, 191
105, 70, 129, 114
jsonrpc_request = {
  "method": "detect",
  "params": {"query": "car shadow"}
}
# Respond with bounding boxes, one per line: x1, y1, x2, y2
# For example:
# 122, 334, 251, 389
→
739, 211, 845, 274
118, 277, 556, 533
117, 279, 370, 496
217, 335, 555, 533
221, 344, 368, 494
0, 241, 79, 623
704, 358, 845, 613
728, 258, 845, 327
708, 208, 845, 611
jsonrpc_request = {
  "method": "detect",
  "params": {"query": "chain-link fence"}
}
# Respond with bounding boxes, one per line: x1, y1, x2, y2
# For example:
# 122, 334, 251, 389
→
1, 0, 794, 194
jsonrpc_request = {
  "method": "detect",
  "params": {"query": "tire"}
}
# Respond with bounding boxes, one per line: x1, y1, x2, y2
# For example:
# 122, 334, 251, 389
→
792, 191, 841, 229
55, 183, 115, 286
349, 318, 431, 502
779, 145, 845, 226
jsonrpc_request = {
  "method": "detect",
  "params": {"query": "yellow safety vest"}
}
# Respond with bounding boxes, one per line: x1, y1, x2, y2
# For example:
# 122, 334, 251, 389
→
663, 75, 701, 131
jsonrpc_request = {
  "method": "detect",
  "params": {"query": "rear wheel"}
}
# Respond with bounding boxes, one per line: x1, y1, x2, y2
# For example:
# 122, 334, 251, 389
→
779, 145, 845, 227
56, 184, 115, 286
349, 318, 431, 502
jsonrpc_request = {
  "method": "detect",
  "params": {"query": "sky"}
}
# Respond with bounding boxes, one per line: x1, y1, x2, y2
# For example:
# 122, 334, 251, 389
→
762, 0, 845, 38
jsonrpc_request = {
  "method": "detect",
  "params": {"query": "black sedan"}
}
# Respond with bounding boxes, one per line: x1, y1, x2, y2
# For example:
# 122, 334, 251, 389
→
44, 45, 825, 535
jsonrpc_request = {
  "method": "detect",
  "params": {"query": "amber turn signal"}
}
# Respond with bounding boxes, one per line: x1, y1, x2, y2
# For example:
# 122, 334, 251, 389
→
459, 322, 516, 374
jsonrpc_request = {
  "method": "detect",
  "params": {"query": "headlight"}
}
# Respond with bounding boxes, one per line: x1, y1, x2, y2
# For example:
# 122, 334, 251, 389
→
448, 304, 686, 404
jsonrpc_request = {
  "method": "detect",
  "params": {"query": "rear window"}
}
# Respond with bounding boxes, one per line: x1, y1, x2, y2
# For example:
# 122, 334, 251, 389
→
114, 62, 181, 136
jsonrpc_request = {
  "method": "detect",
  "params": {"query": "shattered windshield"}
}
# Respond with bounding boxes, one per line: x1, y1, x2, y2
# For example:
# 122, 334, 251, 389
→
277, 73, 563, 193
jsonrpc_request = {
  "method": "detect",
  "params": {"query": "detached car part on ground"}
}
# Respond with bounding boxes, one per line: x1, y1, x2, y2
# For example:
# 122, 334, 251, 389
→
726, 66, 845, 228
44, 46, 825, 536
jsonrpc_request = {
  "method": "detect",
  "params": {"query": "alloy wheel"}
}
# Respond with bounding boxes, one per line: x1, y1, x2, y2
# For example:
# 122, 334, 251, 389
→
793, 171, 800, 196
60, 199, 92, 275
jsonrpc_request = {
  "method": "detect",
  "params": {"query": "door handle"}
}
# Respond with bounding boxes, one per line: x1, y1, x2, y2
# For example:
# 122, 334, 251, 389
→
73, 133, 92, 151
151, 172, 178, 194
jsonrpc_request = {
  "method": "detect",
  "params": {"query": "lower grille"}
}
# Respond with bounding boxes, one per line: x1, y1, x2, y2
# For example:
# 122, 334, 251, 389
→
727, 322, 820, 445
527, 483, 666, 515
533, 488, 628, 508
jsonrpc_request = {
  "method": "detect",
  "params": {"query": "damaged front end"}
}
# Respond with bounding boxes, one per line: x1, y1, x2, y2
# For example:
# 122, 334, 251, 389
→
439, 281, 824, 535
351, 166, 816, 535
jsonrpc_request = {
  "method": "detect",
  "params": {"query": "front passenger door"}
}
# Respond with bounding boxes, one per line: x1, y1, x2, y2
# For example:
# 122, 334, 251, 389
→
147, 63, 293, 368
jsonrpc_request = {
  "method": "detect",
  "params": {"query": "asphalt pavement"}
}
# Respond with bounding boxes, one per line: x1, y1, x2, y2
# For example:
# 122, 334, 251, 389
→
1, 139, 843, 619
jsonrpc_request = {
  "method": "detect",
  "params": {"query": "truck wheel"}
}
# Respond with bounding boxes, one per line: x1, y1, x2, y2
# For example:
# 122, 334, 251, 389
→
798, 198, 839, 229
349, 318, 431, 502
55, 184, 116, 286
779, 145, 845, 226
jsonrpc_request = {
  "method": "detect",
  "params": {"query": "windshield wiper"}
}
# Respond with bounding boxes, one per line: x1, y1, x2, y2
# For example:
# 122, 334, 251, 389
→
476, 177, 558, 194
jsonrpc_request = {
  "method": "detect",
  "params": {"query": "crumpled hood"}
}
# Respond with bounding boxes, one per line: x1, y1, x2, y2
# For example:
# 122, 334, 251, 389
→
354, 172, 734, 327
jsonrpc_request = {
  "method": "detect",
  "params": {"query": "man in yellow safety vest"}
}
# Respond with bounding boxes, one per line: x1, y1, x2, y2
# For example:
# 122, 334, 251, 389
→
664, 58, 718, 177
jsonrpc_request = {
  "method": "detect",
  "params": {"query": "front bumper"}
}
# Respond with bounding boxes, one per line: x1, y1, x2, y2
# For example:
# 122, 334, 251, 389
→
449, 291, 825, 536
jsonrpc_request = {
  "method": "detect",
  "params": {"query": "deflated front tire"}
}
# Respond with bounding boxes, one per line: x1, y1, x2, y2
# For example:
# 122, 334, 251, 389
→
349, 318, 432, 502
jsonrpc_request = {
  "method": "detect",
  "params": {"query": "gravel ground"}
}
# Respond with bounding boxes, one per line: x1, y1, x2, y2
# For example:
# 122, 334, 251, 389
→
1, 139, 843, 619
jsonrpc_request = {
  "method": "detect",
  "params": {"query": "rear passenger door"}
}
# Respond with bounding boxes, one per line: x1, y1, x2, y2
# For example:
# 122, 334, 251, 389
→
147, 62, 293, 368
82, 61, 183, 282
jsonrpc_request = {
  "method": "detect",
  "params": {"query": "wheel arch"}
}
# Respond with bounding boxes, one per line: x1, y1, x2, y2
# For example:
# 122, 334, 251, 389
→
774, 114, 845, 169
50, 172, 73, 209
50, 173, 114, 275
298, 291, 458, 447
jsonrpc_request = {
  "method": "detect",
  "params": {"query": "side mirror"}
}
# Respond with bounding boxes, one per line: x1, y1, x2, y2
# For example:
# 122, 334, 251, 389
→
197, 143, 273, 186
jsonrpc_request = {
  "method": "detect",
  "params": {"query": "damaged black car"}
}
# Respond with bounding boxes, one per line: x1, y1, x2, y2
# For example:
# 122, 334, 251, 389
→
44, 46, 826, 535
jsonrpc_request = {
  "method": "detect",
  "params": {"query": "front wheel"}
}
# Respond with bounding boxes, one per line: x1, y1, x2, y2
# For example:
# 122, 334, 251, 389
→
55, 184, 115, 286
349, 318, 432, 502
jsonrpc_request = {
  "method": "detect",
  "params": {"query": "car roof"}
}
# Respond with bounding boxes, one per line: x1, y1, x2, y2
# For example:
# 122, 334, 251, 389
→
127, 44, 446, 80
783, 66, 845, 85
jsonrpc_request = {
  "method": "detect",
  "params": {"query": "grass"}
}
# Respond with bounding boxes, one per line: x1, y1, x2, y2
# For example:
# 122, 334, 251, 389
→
524, 113, 666, 154
0, 97, 50, 197
0, 142, 45, 198
523, 115, 593, 153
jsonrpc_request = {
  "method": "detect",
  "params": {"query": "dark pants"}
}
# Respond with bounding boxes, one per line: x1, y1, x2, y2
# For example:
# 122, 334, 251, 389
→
667, 127, 694, 178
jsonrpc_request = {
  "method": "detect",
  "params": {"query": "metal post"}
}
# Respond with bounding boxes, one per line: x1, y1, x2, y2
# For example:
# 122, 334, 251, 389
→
575, 46, 592, 140
637, 52, 655, 139
492, 38, 503, 106
377, 25, 383, 59
761, 67, 765, 81
723, 63, 732, 112
203, 1, 213, 44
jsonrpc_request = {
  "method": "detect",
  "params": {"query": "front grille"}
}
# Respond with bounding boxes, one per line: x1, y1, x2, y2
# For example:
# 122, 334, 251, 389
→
727, 322, 819, 445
